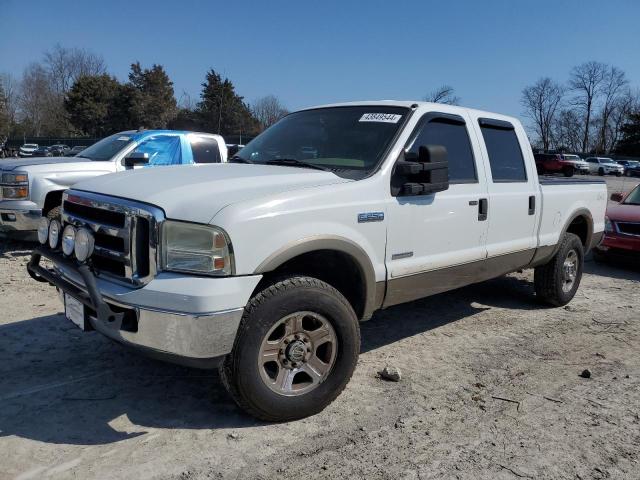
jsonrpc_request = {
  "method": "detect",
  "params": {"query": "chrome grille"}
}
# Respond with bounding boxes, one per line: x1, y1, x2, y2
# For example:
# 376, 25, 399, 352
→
61, 190, 164, 286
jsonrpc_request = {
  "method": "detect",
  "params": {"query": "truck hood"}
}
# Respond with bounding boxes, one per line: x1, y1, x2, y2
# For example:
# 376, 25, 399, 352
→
0, 156, 91, 171
606, 203, 640, 223
73, 163, 351, 224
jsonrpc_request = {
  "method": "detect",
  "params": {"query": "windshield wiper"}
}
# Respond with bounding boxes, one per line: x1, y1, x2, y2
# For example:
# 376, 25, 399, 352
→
229, 155, 254, 164
266, 158, 331, 172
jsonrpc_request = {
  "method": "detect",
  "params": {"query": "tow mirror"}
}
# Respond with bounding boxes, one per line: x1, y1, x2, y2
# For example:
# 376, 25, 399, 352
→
392, 145, 449, 196
122, 152, 150, 168
610, 192, 624, 202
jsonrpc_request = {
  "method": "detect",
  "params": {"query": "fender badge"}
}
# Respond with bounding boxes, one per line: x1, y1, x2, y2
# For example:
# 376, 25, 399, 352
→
358, 212, 384, 223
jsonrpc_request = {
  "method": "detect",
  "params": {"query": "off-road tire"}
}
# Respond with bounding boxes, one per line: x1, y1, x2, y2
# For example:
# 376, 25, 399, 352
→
534, 233, 584, 306
46, 206, 61, 221
220, 276, 360, 422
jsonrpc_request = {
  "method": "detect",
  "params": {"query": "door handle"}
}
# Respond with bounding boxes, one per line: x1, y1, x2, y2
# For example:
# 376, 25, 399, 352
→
528, 195, 536, 215
478, 198, 488, 221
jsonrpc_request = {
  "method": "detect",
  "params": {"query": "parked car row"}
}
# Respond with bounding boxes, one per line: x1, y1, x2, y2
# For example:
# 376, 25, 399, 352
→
534, 152, 639, 177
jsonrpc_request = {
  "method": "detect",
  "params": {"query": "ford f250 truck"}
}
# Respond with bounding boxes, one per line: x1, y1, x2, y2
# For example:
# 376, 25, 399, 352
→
0, 130, 227, 233
27, 101, 607, 421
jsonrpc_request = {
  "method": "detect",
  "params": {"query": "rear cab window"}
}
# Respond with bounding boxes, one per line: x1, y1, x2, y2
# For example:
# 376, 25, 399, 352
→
190, 136, 221, 164
478, 118, 527, 183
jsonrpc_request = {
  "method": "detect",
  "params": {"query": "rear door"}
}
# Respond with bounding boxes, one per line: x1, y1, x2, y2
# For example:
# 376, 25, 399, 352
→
469, 115, 540, 259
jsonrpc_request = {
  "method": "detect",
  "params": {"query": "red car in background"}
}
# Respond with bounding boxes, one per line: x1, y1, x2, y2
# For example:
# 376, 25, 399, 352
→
594, 184, 640, 262
534, 153, 585, 177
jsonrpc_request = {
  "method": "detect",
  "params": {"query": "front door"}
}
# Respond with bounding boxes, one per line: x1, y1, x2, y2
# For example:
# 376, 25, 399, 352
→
384, 110, 489, 307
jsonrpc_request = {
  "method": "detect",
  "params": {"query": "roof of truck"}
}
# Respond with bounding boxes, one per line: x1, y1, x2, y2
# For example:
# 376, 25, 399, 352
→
299, 100, 520, 124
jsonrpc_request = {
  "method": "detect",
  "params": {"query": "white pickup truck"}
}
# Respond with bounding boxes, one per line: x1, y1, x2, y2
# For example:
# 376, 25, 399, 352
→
28, 101, 607, 421
0, 130, 226, 233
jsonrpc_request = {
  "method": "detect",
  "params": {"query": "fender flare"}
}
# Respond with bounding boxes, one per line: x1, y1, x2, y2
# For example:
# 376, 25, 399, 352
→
254, 235, 381, 320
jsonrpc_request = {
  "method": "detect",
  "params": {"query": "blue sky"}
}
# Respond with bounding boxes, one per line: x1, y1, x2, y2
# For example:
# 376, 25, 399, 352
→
1, 0, 639, 118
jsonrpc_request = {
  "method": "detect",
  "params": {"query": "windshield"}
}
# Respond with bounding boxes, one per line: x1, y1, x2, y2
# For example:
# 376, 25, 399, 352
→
563, 155, 581, 161
235, 106, 409, 177
623, 185, 640, 205
76, 133, 134, 161
24, 144, 37, 148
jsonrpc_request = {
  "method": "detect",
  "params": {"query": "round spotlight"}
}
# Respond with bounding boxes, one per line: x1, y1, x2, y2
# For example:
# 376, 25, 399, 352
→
61, 225, 76, 256
74, 228, 95, 262
37, 217, 50, 245
48, 219, 61, 249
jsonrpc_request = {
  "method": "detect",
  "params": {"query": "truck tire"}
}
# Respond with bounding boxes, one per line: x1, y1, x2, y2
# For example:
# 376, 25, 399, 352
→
598, 167, 605, 176
563, 166, 574, 177
46, 206, 61, 221
534, 233, 584, 307
220, 276, 360, 421
615, 171, 622, 177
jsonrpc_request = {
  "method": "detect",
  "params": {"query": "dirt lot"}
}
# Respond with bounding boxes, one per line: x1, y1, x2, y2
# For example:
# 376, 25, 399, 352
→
0, 176, 638, 480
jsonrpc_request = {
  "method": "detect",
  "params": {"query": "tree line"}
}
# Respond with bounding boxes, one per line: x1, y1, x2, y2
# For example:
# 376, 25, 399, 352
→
521, 61, 640, 156
0, 44, 288, 140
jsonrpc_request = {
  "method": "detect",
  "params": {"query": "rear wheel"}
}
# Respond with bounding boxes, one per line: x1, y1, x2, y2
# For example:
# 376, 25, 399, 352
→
534, 233, 584, 306
220, 276, 360, 421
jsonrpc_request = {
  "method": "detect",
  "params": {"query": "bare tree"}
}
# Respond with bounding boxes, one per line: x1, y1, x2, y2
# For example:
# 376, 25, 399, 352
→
252, 95, 288, 130
44, 44, 106, 94
18, 63, 54, 136
569, 61, 608, 152
521, 78, 564, 151
424, 85, 460, 105
609, 88, 639, 152
553, 109, 583, 152
0, 73, 19, 135
595, 66, 628, 152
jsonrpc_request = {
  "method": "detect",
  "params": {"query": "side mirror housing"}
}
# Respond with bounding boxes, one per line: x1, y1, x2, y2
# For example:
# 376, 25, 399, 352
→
392, 145, 449, 196
122, 152, 150, 168
610, 192, 624, 202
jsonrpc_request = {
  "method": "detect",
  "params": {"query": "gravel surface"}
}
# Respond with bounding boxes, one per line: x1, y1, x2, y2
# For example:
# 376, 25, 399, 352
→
0, 175, 638, 480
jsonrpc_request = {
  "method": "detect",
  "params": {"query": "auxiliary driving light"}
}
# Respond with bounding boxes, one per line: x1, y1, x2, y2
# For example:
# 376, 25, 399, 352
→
37, 217, 50, 245
61, 225, 76, 256
48, 219, 61, 249
74, 228, 95, 262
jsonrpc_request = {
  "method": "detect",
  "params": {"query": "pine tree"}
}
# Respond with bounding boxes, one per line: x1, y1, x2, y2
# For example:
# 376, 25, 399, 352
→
128, 62, 177, 129
616, 111, 640, 156
197, 69, 258, 136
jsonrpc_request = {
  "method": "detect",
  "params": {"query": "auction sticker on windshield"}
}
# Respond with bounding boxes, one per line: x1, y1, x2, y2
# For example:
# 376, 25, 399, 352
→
65, 293, 87, 330
359, 113, 402, 123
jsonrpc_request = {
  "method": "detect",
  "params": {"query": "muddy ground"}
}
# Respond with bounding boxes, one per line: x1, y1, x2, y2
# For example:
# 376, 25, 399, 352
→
0, 176, 638, 479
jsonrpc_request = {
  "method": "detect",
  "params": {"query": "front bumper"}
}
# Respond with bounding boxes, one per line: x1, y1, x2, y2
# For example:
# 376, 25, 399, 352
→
0, 200, 42, 231
28, 247, 262, 368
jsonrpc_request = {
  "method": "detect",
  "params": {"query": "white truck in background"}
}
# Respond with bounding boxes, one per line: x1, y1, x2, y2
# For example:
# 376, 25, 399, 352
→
28, 101, 607, 422
0, 130, 227, 233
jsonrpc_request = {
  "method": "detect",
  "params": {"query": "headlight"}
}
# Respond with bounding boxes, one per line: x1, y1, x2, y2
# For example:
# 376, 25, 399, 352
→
37, 218, 50, 245
75, 228, 95, 262
161, 221, 233, 276
604, 216, 613, 233
48, 219, 61, 248
62, 225, 76, 256
2, 186, 29, 199
2, 173, 28, 183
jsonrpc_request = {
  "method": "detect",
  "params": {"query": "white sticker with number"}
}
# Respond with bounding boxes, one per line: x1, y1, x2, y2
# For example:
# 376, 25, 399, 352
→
359, 113, 402, 123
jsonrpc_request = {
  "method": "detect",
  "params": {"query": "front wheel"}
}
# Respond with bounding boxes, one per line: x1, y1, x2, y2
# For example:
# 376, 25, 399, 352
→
220, 276, 360, 421
615, 171, 622, 177
563, 166, 574, 177
534, 233, 584, 306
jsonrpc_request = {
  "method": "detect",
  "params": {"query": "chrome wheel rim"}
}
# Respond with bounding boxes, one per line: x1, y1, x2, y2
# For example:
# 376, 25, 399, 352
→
258, 311, 338, 396
562, 249, 578, 293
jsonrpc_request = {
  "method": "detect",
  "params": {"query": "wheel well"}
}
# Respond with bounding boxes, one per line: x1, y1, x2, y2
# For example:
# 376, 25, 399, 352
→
255, 250, 367, 320
566, 215, 589, 247
43, 190, 65, 215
